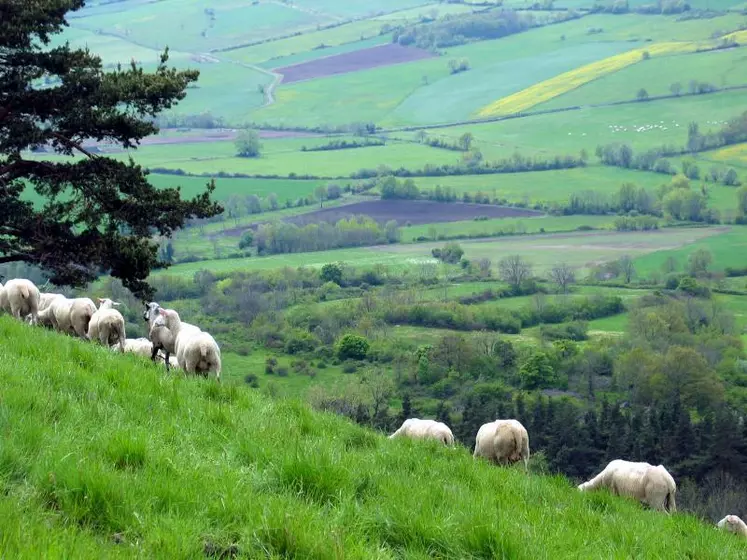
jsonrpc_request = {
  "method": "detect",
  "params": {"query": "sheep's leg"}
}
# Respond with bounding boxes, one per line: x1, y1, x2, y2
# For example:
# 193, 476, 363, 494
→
164, 351, 171, 372
150, 345, 160, 363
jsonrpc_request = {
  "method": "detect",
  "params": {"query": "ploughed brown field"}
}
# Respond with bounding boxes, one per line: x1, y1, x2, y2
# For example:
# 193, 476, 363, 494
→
283, 200, 542, 226
276, 44, 437, 84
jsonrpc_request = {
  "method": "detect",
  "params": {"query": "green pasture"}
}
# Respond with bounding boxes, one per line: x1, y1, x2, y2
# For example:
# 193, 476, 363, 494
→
70, 0, 334, 52
292, 0, 430, 19
402, 215, 616, 242
7, 318, 745, 558
632, 226, 747, 277
143, 143, 461, 178
539, 47, 747, 111
148, 174, 327, 202
411, 166, 669, 202
420, 89, 747, 159
224, 20, 393, 65
157, 227, 726, 277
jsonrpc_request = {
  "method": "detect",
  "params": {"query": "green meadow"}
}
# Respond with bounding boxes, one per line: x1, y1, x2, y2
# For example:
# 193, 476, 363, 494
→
2, 317, 745, 557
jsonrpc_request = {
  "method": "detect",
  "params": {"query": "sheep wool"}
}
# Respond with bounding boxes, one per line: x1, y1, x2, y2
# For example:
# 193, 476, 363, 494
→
578, 460, 676, 513
717, 515, 747, 538
389, 418, 455, 446
0, 279, 40, 324
473, 419, 530, 472
88, 298, 126, 352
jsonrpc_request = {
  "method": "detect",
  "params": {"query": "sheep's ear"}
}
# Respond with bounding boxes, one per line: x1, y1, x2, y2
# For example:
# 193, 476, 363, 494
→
113, 301, 122, 307
158, 308, 167, 316
98, 298, 104, 303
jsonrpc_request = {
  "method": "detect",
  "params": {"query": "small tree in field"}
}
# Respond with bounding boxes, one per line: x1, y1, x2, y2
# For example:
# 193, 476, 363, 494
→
498, 255, 532, 290
636, 88, 649, 101
235, 129, 261, 157
549, 262, 575, 293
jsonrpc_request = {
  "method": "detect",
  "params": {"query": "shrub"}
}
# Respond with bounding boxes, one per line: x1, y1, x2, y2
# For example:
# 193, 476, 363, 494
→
265, 357, 277, 374
540, 321, 589, 341
336, 334, 370, 360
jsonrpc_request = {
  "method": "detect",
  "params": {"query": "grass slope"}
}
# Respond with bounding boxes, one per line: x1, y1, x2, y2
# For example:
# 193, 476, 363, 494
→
0, 317, 745, 557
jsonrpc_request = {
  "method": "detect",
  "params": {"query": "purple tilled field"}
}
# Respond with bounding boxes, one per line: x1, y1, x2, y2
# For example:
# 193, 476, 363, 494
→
282, 200, 542, 227
276, 44, 437, 84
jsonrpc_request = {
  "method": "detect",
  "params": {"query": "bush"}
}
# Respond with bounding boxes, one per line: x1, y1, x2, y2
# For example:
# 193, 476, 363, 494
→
540, 321, 589, 341
284, 330, 317, 355
276, 366, 289, 377
244, 373, 259, 388
336, 334, 370, 360
238, 230, 254, 250
342, 363, 358, 374
265, 357, 277, 374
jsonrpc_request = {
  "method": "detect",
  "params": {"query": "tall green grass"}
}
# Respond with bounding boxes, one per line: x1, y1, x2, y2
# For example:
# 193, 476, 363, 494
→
0, 316, 744, 557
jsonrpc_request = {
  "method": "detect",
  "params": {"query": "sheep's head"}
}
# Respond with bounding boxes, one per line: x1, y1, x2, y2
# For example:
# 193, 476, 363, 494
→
157, 307, 180, 327
718, 515, 743, 532
97, 298, 121, 310
143, 301, 160, 322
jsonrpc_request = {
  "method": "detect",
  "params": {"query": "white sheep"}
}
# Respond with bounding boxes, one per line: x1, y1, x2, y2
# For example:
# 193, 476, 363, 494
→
33, 292, 65, 327
717, 515, 747, 538
120, 337, 155, 357
38, 296, 97, 338
578, 460, 676, 513
0, 279, 40, 324
389, 418, 454, 446
118, 337, 180, 369
88, 298, 126, 352
144, 301, 180, 367
156, 308, 221, 381
473, 419, 530, 472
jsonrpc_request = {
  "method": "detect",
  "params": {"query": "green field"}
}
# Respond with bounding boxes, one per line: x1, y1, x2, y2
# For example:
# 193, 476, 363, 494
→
419, 89, 747, 159
632, 226, 747, 277
260, 36, 391, 70
149, 174, 328, 202
70, 0, 336, 52
3, 317, 745, 557
157, 227, 729, 277
539, 47, 747, 110
402, 215, 616, 242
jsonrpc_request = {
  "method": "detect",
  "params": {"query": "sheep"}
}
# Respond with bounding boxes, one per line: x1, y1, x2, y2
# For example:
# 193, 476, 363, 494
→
473, 419, 530, 472
717, 515, 747, 538
156, 308, 221, 381
389, 418, 454, 446
0, 279, 40, 324
38, 296, 97, 338
143, 301, 179, 368
88, 298, 126, 352
121, 337, 155, 357
578, 460, 676, 513
34, 293, 65, 328
118, 337, 180, 369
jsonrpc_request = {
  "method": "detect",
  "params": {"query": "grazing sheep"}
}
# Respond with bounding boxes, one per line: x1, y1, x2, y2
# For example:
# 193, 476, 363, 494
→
717, 515, 747, 538
88, 298, 126, 352
34, 293, 65, 327
118, 337, 180, 369
578, 460, 676, 513
144, 301, 178, 367
39, 296, 97, 338
473, 419, 530, 472
0, 279, 40, 324
389, 418, 454, 446
121, 337, 155, 357
156, 308, 221, 381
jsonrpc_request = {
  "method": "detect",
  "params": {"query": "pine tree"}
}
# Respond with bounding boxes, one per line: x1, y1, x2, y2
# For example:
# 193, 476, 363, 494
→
0, 2, 221, 297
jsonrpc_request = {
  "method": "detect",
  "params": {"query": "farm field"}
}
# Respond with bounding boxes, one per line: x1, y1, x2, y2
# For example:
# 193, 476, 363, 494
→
280, 200, 542, 226
157, 227, 729, 277
702, 143, 747, 169
402, 215, 617, 242
538, 47, 747, 110
259, 36, 391, 70
632, 226, 747, 277
419, 89, 747, 158
69, 0, 337, 52
276, 44, 436, 84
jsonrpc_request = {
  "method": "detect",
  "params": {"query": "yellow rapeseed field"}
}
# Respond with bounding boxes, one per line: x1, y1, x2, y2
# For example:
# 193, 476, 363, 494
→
475, 41, 700, 118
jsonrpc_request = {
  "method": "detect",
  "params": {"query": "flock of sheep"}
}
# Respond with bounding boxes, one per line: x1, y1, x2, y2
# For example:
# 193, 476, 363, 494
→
0, 277, 221, 380
389, 417, 747, 539
2, 277, 746, 540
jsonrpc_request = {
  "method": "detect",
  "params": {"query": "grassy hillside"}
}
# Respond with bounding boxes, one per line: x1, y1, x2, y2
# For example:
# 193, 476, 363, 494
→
0, 316, 745, 558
